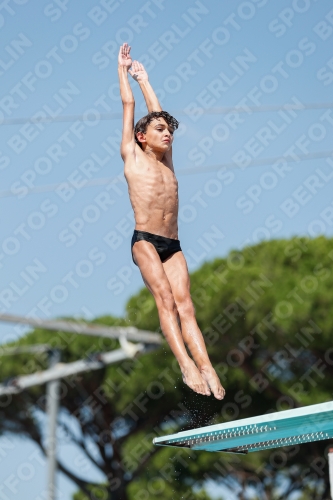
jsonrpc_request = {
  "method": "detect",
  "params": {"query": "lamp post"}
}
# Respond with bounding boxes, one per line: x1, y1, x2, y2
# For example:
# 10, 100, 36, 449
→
46, 349, 61, 500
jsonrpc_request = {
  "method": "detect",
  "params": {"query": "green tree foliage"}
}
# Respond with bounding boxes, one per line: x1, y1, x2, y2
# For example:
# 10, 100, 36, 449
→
0, 236, 333, 499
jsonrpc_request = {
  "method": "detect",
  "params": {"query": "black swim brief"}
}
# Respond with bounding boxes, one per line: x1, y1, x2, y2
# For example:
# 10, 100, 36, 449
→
131, 230, 181, 266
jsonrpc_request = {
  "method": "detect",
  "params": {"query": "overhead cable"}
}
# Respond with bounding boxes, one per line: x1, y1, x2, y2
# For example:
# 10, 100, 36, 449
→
1, 150, 332, 199
1, 102, 333, 126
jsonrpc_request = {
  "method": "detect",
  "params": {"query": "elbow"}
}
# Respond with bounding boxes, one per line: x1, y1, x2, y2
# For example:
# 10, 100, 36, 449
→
122, 100, 135, 106
122, 101, 135, 108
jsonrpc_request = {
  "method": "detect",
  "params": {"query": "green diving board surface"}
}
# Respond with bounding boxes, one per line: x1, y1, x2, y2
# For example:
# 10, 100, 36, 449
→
153, 401, 333, 454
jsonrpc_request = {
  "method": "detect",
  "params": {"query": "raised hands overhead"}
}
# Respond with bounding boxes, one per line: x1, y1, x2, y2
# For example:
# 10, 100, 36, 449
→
129, 60, 148, 84
118, 45, 161, 113
118, 42, 132, 69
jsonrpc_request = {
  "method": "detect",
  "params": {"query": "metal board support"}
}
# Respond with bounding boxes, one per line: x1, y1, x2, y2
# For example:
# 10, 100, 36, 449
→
0, 313, 162, 344
0, 345, 147, 396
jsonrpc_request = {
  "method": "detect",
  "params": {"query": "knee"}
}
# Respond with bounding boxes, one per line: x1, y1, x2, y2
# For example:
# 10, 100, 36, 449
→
177, 297, 195, 318
156, 290, 177, 313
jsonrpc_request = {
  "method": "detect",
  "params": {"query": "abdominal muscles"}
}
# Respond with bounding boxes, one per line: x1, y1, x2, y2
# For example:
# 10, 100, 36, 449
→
127, 167, 179, 239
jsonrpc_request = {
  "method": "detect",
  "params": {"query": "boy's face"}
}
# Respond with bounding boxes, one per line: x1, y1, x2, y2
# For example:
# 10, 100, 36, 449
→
138, 118, 174, 151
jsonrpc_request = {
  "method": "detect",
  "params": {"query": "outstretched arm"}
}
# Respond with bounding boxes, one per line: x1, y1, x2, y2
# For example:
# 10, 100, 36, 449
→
129, 60, 162, 113
129, 60, 174, 167
118, 43, 135, 160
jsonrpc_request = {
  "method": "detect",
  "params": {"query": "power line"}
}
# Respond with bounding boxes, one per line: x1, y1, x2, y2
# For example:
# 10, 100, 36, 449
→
1, 102, 333, 126
1, 150, 332, 199
177, 150, 333, 175
0, 176, 118, 198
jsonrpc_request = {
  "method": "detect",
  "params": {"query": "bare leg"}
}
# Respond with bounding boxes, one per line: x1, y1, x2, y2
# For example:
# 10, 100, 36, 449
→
132, 241, 210, 396
163, 252, 225, 400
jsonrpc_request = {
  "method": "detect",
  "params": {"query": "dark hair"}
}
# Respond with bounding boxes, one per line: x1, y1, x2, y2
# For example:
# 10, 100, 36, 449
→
134, 111, 179, 148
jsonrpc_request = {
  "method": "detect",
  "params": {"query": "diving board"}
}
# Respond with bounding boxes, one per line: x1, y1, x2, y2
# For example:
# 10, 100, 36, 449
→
153, 401, 333, 454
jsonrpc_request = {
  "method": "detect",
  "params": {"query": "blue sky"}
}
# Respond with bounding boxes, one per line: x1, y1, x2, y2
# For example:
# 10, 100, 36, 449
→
1, 0, 333, 498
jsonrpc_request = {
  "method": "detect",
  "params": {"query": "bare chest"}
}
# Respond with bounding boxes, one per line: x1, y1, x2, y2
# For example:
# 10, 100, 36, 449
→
127, 161, 178, 202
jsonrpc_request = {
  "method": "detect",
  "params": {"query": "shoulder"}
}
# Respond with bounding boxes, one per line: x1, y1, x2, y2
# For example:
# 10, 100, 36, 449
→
123, 144, 146, 170
121, 142, 143, 161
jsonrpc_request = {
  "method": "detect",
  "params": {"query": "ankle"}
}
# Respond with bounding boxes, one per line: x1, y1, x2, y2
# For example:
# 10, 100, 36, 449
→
179, 358, 196, 371
199, 363, 214, 373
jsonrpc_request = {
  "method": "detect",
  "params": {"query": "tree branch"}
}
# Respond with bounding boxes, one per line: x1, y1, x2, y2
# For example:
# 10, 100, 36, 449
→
33, 434, 104, 498
57, 419, 107, 474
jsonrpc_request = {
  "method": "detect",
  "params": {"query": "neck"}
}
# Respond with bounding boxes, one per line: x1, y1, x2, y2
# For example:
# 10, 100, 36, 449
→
143, 147, 164, 162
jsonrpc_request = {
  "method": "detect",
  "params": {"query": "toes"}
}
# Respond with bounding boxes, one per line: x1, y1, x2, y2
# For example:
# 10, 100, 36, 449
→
201, 385, 210, 396
195, 384, 205, 395
215, 387, 225, 400
192, 383, 210, 396
203, 386, 211, 396
204, 385, 211, 396
201, 369, 225, 399
208, 381, 225, 399
182, 365, 214, 396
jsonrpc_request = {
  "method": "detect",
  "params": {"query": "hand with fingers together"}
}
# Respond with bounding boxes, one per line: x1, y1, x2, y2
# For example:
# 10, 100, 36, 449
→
118, 42, 132, 70
129, 60, 148, 83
